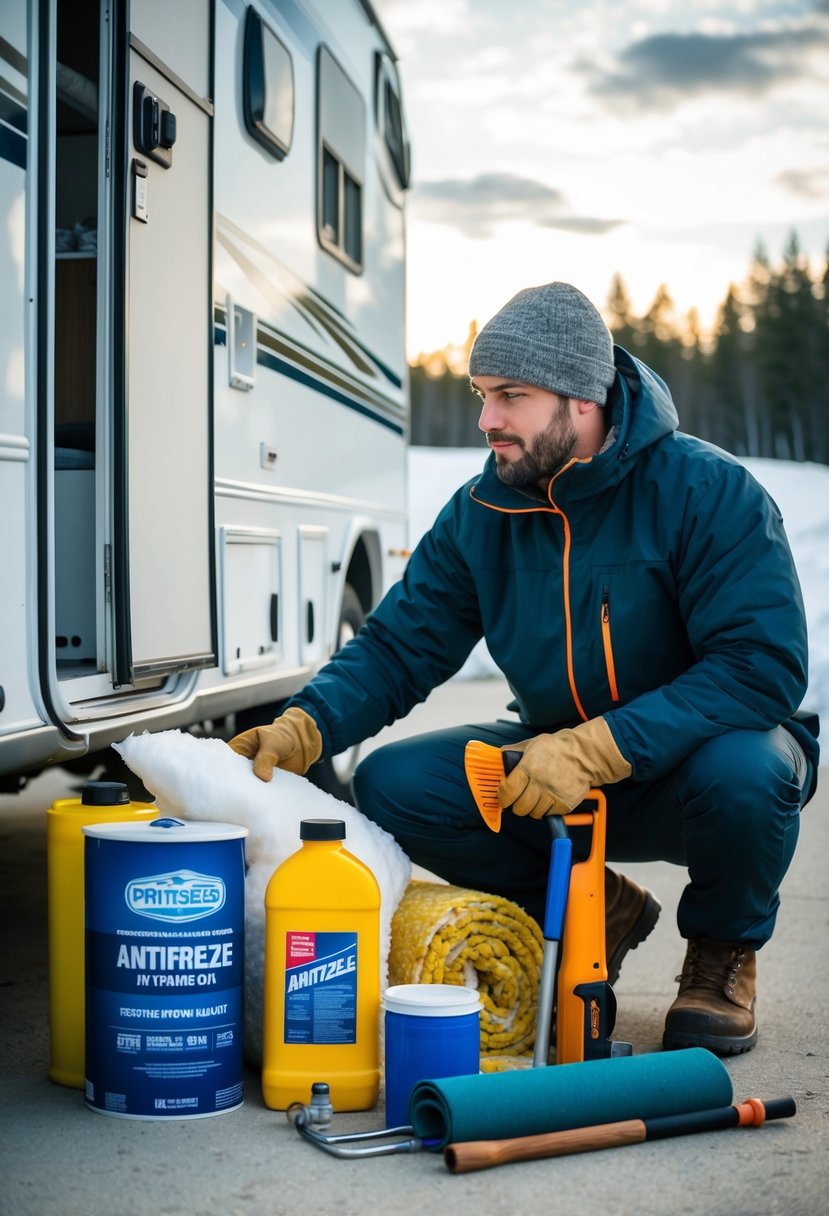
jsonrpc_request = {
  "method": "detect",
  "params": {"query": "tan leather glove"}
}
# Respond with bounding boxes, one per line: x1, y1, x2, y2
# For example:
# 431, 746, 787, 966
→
229, 706, 323, 783
498, 717, 631, 818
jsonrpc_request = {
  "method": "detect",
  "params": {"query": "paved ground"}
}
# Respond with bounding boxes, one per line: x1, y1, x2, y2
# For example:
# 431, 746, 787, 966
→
1, 678, 827, 1216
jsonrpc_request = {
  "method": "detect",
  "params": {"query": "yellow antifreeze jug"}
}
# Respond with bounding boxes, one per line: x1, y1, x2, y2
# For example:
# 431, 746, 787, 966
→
262, 818, 381, 1112
47, 780, 156, 1088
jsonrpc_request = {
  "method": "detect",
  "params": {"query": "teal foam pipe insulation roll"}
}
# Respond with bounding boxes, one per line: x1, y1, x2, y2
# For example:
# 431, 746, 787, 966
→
408, 1048, 732, 1150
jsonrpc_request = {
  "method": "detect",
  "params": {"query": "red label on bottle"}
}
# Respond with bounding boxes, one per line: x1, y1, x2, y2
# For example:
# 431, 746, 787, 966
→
286, 932, 316, 966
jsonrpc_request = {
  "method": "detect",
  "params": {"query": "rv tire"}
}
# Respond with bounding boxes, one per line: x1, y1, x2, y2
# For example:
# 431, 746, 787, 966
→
307, 583, 365, 805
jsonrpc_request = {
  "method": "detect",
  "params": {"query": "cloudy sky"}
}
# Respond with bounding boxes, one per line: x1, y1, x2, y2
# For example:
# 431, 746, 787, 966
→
376, 0, 829, 359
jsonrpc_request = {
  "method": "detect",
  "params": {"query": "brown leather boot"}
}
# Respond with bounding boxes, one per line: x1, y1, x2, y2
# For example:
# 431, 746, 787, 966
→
605, 867, 661, 985
663, 938, 757, 1056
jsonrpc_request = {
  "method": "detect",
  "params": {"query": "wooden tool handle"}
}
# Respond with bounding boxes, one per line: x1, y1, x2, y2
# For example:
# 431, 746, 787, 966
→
444, 1119, 646, 1173
443, 1097, 796, 1174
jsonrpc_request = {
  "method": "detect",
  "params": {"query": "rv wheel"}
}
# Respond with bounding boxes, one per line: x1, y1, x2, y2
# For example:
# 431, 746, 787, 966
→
307, 584, 365, 805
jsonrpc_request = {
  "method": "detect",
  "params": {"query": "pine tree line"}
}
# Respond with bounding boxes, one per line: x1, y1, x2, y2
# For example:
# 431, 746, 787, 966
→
409, 232, 829, 464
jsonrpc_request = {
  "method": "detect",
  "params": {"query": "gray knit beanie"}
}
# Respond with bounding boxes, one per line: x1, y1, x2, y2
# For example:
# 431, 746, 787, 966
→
469, 282, 616, 404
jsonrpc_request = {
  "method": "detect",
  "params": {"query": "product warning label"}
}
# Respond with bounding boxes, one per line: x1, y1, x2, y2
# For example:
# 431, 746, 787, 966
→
284, 931, 357, 1045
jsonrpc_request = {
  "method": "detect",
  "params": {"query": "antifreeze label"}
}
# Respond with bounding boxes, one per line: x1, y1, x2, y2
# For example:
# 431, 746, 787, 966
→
125, 869, 226, 923
284, 931, 357, 1045
84, 833, 245, 1118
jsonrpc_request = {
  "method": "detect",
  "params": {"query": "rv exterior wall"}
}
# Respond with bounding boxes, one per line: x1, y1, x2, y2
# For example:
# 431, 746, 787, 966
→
0, 0, 409, 787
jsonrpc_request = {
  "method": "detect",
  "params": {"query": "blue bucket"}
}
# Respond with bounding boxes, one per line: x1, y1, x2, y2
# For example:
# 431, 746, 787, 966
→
83, 817, 247, 1119
383, 984, 481, 1128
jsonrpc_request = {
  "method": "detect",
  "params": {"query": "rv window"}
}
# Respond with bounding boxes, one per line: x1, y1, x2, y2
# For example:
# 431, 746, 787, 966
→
383, 78, 409, 190
243, 7, 294, 159
374, 52, 410, 201
317, 47, 365, 272
344, 170, 362, 264
322, 147, 339, 243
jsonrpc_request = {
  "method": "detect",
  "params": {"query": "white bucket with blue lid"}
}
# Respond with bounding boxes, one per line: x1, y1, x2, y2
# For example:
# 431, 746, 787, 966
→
83, 817, 247, 1119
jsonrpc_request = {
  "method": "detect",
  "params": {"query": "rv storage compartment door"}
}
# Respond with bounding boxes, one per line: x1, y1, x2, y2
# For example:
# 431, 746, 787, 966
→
220, 528, 283, 675
116, 6, 214, 683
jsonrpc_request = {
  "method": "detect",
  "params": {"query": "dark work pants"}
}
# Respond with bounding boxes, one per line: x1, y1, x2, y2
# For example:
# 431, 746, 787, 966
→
352, 720, 815, 949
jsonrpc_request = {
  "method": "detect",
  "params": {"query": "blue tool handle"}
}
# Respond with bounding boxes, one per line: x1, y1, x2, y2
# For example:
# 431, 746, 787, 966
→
543, 835, 572, 941
502, 749, 572, 940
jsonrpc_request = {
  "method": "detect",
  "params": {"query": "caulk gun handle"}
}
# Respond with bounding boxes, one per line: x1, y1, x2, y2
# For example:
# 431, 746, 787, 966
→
501, 752, 573, 839
547, 815, 568, 841
502, 749, 522, 776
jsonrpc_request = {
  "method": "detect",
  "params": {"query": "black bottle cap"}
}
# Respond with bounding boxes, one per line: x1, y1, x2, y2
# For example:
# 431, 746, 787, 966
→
81, 781, 131, 807
300, 819, 346, 841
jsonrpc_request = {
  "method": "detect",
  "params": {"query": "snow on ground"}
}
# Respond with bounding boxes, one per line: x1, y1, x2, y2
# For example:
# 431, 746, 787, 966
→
408, 448, 829, 727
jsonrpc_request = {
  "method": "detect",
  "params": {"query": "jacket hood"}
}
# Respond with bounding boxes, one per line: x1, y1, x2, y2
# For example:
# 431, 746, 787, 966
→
612, 346, 678, 462
470, 347, 679, 508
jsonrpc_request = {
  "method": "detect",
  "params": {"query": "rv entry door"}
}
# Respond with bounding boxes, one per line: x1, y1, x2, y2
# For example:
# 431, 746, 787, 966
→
112, 2, 215, 684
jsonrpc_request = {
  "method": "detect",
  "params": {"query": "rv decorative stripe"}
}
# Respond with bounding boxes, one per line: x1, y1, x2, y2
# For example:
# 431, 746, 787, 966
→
257, 347, 405, 435
215, 213, 403, 390
214, 323, 405, 436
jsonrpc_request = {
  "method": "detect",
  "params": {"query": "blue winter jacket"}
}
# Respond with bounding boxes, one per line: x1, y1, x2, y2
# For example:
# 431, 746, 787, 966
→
292, 349, 816, 782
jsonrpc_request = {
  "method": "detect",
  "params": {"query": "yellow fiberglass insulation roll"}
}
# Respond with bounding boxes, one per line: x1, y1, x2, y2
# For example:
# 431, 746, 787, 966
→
388, 880, 544, 1061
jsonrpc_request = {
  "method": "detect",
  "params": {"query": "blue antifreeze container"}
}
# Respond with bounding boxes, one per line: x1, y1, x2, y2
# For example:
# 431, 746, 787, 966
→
83, 817, 248, 1120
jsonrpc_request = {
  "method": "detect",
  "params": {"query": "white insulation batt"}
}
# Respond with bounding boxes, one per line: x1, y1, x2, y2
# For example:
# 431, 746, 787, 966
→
114, 730, 412, 1064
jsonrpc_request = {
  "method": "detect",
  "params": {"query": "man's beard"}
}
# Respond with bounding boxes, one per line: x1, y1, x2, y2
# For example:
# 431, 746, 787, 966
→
488, 399, 577, 489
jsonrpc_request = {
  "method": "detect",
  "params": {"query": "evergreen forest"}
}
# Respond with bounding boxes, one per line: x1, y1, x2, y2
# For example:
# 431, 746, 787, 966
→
409, 232, 829, 465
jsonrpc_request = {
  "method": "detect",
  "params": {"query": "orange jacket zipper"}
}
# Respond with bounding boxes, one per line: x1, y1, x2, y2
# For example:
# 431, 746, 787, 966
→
601, 585, 620, 702
548, 462, 589, 722
470, 457, 591, 722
